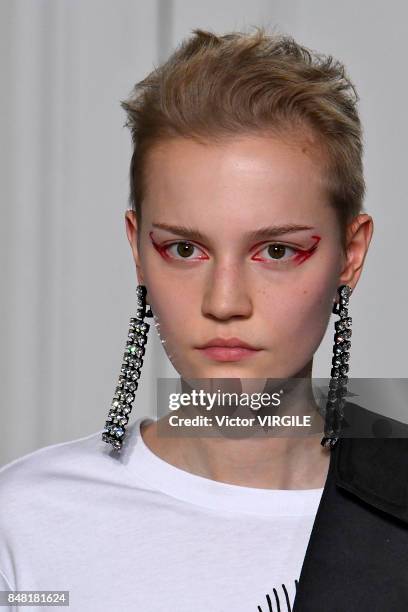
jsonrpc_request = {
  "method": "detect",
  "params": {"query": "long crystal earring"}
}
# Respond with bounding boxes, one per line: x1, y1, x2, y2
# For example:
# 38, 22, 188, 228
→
102, 284, 153, 451
320, 284, 353, 449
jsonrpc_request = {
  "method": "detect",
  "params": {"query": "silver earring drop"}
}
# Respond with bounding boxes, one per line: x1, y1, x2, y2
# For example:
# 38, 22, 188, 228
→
102, 284, 153, 451
321, 284, 352, 449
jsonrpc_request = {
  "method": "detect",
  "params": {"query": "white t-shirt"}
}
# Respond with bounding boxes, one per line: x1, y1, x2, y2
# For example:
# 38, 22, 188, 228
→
0, 416, 323, 611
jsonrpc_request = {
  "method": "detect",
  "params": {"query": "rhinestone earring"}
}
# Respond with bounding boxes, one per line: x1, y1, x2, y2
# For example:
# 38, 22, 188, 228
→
320, 284, 353, 449
102, 284, 153, 451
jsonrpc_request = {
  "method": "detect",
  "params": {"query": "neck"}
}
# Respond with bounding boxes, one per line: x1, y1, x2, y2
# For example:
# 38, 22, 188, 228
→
141, 375, 331, 490
142, 421, 330, 489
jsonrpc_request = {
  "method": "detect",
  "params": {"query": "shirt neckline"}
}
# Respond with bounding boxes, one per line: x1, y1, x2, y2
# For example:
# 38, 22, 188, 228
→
124, 416, 324, 517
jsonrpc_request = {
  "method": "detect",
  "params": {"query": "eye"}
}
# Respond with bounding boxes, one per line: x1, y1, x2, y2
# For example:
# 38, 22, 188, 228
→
164, 241, 208, 260
252, 243, 298, 263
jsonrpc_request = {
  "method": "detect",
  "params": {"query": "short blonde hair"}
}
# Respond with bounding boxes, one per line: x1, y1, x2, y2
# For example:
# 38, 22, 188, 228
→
122, 26, 366, 252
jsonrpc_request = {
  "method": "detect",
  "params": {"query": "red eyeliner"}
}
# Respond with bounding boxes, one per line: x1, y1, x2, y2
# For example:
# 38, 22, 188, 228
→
149, 229, 321, 265
149, 231, 209, 260
149, 231, 172, 260
293, 235, 321, 265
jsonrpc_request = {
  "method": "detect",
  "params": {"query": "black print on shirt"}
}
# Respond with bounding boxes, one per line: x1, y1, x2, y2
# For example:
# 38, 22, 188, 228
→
256, 579, 298, 612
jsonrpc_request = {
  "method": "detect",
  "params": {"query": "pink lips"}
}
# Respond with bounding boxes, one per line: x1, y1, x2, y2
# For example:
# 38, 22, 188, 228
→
196, 337, 262, 362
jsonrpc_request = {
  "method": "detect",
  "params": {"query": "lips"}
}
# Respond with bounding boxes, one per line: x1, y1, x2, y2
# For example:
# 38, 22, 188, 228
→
196, 337, 262, 362
197, 337, 260, 350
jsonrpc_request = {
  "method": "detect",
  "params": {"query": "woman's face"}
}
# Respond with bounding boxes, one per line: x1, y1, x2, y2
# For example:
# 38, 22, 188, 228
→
126, 133, 347, 380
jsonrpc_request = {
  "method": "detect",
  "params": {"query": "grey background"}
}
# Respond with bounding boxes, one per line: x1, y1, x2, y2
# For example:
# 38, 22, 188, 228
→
1, 0, 407, 467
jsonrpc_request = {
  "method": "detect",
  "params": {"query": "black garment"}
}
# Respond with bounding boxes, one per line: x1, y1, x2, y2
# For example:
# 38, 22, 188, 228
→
293, 402, 408, 611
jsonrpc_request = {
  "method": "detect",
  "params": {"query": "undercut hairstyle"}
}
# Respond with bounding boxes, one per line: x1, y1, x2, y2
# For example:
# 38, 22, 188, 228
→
121, 26, 366, 253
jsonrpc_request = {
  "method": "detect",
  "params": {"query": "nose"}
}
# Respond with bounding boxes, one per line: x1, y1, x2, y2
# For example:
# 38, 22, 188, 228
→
201, 260, 253, 321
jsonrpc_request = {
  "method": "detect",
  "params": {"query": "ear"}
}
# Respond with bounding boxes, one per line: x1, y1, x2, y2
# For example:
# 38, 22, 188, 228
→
124, 209, 145, 285
338, 214, 374, 292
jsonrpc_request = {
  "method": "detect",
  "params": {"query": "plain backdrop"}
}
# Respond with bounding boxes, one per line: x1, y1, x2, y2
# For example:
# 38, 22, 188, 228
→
1, 0, 407, 466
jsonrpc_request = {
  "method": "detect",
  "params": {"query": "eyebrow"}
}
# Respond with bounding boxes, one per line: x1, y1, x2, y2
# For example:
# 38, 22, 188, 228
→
151, 222, 315, 242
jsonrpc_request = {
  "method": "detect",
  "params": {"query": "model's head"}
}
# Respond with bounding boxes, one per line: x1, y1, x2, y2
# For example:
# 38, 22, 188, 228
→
122, 27, 373, 379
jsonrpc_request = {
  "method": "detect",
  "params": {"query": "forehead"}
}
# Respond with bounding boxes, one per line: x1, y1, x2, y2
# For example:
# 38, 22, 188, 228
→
143, 133, 331, 230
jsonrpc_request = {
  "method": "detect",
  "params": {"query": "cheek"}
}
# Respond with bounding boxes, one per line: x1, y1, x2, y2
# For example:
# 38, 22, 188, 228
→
289, 249, 340, 336
290, 289, 331, 334
269, 278, 337, 361
145, 286, 193, 369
